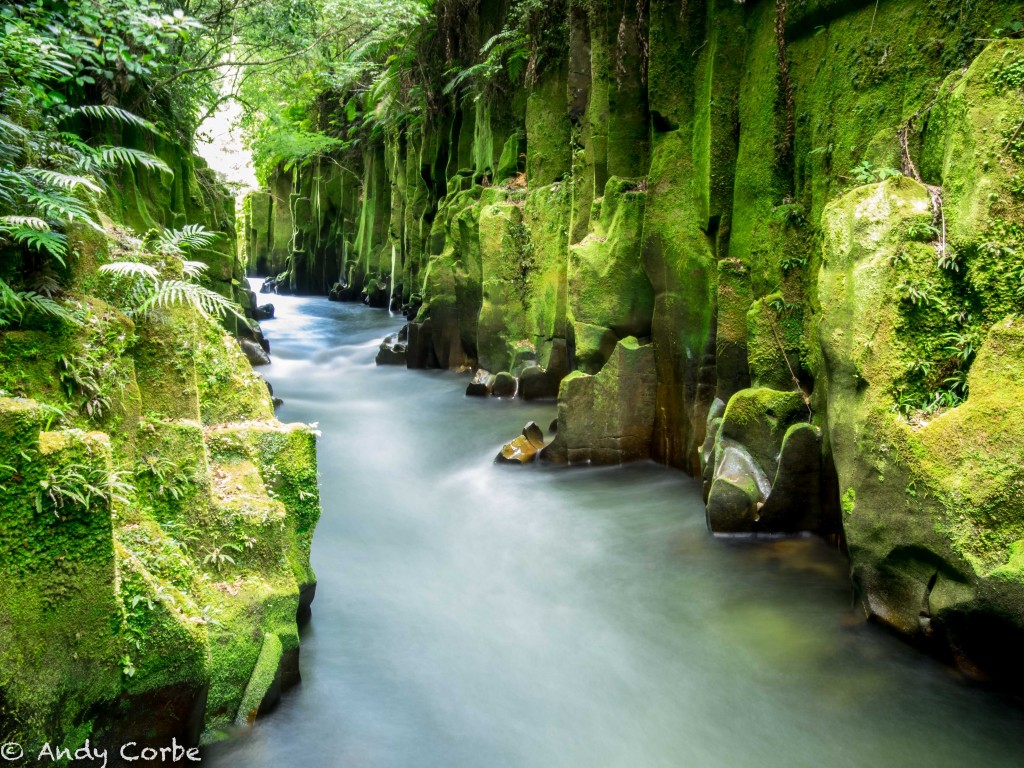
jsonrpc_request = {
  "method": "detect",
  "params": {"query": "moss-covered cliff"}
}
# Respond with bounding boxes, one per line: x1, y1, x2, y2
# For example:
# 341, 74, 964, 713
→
252, 0, 1024, 683
0, 135, 320, 752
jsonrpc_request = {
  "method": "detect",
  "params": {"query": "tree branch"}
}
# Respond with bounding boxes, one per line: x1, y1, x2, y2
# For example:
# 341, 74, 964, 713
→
150, 27, 338, 93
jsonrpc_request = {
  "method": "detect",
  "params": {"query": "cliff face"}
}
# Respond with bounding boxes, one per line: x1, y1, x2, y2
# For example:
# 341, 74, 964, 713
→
251, 0, 1024, 682
0, 137, 320, 750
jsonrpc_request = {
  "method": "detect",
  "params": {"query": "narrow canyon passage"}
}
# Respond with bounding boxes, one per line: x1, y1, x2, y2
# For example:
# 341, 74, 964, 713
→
205, 290, 1024, 768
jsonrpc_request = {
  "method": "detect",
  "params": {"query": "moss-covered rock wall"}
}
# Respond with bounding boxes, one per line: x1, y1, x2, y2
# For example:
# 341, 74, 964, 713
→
0, 142, 321, 750
252, 0, 1024, 683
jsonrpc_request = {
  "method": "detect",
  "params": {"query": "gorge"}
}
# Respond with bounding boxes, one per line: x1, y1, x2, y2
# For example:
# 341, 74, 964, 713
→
3, 0, 1024, 764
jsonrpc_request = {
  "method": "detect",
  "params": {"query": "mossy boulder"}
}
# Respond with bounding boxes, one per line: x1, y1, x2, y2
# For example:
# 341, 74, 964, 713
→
542, 337, 656, 465
705, 388, 822, 534
818, 174, 1024, 679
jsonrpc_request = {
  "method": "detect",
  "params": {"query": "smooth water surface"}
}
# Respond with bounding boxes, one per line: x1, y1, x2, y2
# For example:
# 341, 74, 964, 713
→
205, 286, 1024, 768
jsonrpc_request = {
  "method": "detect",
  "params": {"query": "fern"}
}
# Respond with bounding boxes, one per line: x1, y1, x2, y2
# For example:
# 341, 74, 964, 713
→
63, 105, 163, 136
98, 261, 160, 281
0, 117, 29, 138
0, 216, 50, 231
24, 190, 101, 232
87, 147, 173, 175
20, 291, 84, 326
2, 227, 69, 260
139, 279, 247, 323
182, 260, 209, 279
155, 224, 218, 255
22, 168, 103, 194
100, 251, 245, 324
0, 278, 83, 329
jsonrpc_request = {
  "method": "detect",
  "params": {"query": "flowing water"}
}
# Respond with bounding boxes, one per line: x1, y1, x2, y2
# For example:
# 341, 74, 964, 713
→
205, 286, 1024, 768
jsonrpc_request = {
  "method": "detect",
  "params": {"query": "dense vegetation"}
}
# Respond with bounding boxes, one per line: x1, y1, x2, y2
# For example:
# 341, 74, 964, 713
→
0, 0, 324, 751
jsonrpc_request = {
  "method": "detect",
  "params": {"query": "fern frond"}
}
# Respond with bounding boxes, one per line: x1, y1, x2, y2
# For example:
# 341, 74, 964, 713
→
1, 226, 68, 261
140, 280, 246, 322
181, 260, 209, 279
98, 261, 160, 281
156, 224, 219, 255
24, 190, 102, 232
0, 278, 24, 327
0, 279, 82, 328
92, 147, 173, 176
0, 216, 50, 231
19, 292, 84, 326
0, 117, 29, 138
23, 168, 103, 194
64, 105, 163, 136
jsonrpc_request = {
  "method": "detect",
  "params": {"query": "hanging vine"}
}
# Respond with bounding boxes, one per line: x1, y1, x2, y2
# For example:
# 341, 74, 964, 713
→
775, 0, 795, 162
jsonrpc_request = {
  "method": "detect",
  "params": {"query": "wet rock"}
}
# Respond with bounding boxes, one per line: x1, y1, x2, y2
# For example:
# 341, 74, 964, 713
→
404, 292, 423, 321
406, 321, 439, 369
757, 423, 823, 532
240, 338, 271, 367
466, 368, 493, 397
523, 421, 544, 449
297, 582, 316, 626
240, 289, 258, 318
260, 274, 294, 295
254, 304, 275, 320
542, 337, 656, 465
717, 388, 806, 479
327, 281, 347, 301
237, 320, 271, 353
519, 365, 558, 400
362, 274, 389, 308
704, 388, 817, 534
262, 377, 282, 408
495, 422, 547, 464
548, 418, 558, 435
491, 371, 517, 398
706, 475, 763, 533
376, 333, 407, 366
496, 435, 539, 464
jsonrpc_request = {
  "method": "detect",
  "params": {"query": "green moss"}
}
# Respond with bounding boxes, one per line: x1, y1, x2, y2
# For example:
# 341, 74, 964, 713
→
525, 63, 572, 187
234, 633, 283, 727
841, 487, 856, 516
568, 177, 654, 344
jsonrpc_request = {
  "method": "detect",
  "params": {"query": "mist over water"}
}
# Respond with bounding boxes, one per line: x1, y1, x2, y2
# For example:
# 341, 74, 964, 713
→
205, 286, 1024, 768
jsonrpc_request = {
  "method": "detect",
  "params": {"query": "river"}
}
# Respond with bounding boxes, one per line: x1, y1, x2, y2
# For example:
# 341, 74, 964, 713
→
204, 286, 1024, 768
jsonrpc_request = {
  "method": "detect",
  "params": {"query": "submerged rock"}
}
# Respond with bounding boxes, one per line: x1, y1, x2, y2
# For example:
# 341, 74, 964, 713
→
519, 365, 558, 400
